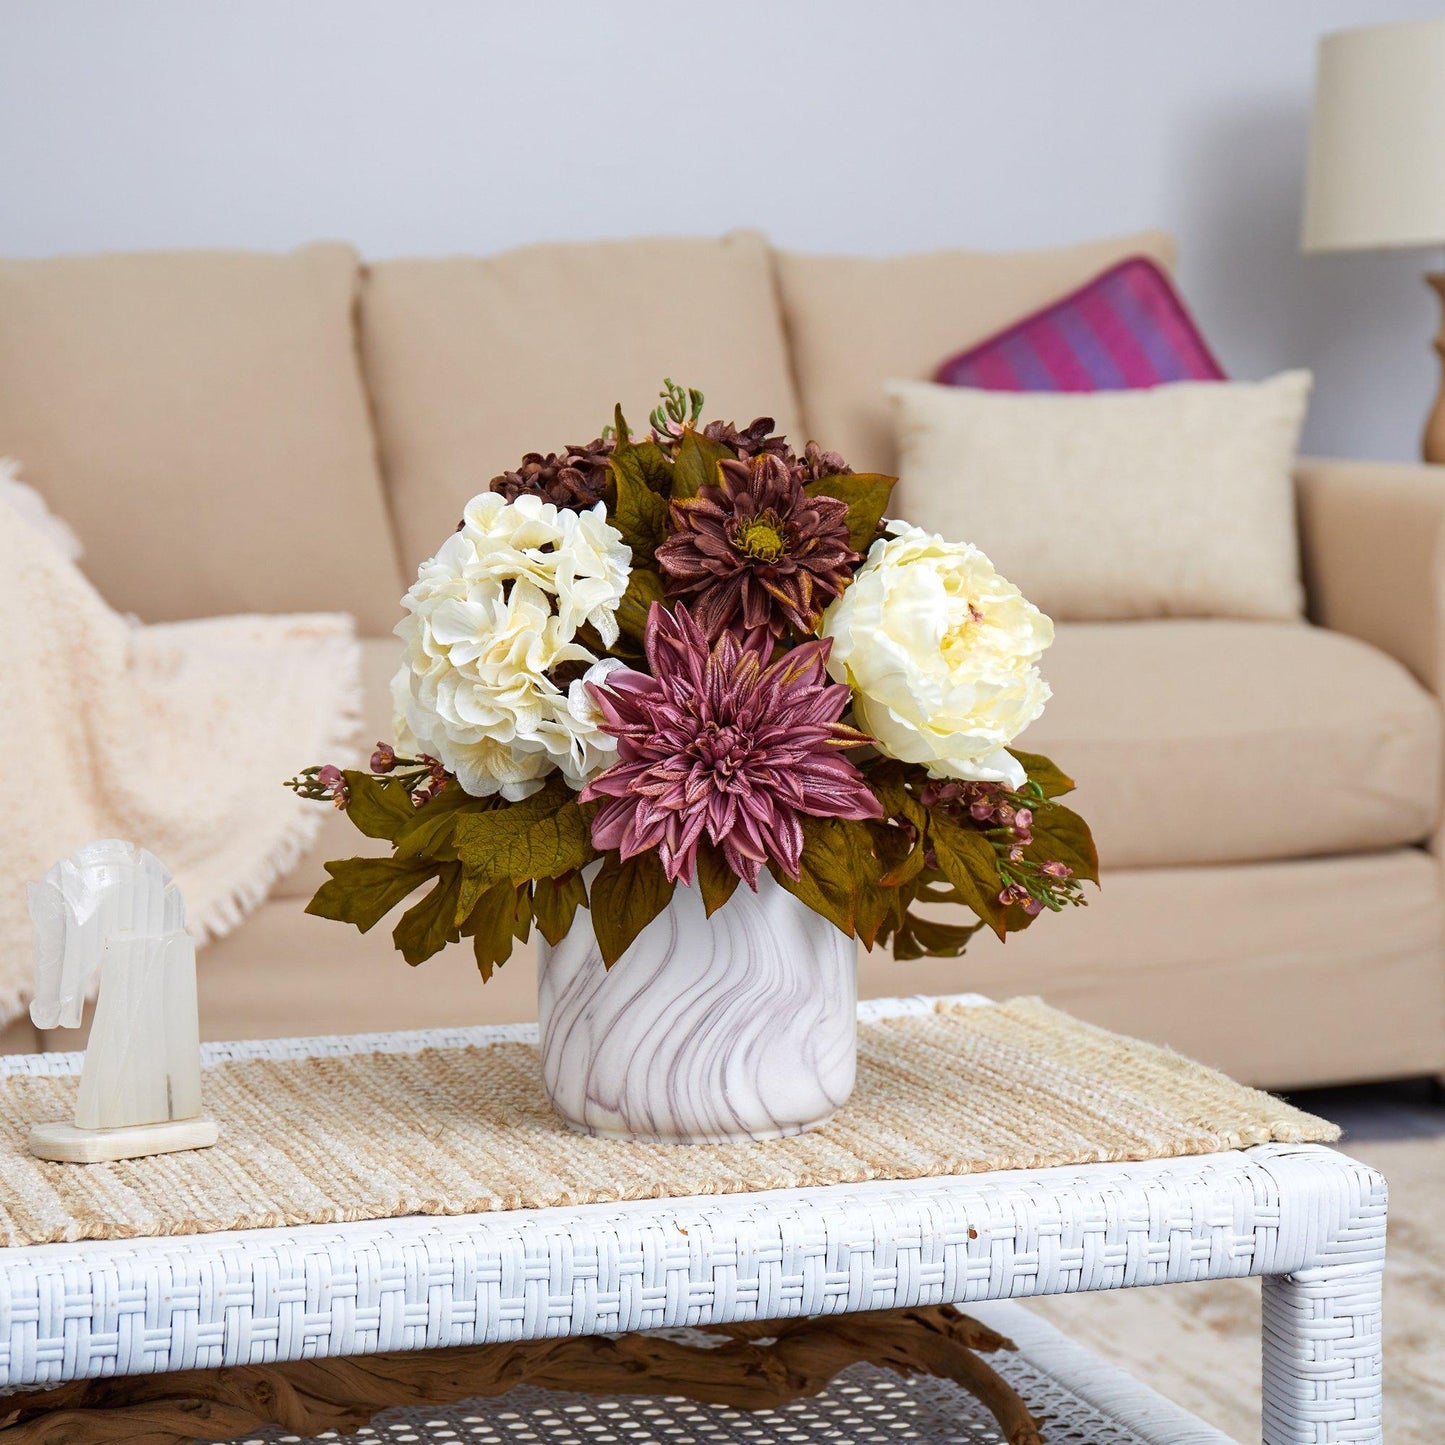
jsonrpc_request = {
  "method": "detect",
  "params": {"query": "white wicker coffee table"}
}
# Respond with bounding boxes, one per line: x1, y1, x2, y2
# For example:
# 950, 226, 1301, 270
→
0, 997, 1386, 1444
233, 1301, 1239, 1444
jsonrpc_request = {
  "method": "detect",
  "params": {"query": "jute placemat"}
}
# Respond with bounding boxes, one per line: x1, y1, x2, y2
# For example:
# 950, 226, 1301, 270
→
0, 998, 1336, 1247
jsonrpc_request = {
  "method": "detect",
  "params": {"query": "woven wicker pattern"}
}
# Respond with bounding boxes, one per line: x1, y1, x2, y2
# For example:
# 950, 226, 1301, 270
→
0, 1145, 1388, 1439
0, 997, 1334, 1248
231, 1304, 1238, 1444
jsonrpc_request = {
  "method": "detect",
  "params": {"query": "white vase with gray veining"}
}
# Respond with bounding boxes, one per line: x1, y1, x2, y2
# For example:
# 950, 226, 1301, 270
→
537, 869, 857, 1143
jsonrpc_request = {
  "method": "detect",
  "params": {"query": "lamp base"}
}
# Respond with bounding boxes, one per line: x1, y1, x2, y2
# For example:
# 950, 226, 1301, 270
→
1425, 273, 1445, 464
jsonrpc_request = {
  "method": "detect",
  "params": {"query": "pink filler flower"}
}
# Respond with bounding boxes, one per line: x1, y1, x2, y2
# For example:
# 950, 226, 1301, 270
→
580, 604, 882, 887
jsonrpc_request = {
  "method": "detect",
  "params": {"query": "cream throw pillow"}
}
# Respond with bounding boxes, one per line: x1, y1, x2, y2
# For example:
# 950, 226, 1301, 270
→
886, 372, 1312, 622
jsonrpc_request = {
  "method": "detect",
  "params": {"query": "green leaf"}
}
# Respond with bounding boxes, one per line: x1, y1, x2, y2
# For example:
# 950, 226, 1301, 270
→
392, 785, 487, 862
306, 856, 439, 932
454, 865, 497, 927
1008, 749, 1077, 799
452, 783, 598, 890
870, 818, 922, 887
695, 843, 741, 918
1026, 800, 1100, 884
804, 473, 896, 553
392, 864, 463, 965
533, 870, 587, 945
866, 759, 928, 825
511, 886, 534, 942
927, 813, 1008, 938
771, 816, 881, 941
611, 436, 676, 497
459, 880, 525, 980
611, 460, 672, 563
614, 566, 665, 645
588, 851, 675, 966
340, 772, 420, 841
890, 910, 986, 961
671, 429, 734, 500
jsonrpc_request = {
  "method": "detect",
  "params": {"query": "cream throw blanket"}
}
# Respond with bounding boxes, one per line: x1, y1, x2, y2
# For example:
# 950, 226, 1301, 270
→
0, 480, 361, 1027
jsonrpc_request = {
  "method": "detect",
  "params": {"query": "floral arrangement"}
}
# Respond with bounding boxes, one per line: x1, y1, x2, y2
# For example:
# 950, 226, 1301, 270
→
290, 382, 1096, 975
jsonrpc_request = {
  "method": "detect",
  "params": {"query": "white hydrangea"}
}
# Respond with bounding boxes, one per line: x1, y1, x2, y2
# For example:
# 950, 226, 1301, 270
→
821, 522, 1053, 791
392, 494, 631, 799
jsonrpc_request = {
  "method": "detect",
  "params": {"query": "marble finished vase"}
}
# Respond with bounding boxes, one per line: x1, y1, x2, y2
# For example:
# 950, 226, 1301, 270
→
537, 869, 857, 1143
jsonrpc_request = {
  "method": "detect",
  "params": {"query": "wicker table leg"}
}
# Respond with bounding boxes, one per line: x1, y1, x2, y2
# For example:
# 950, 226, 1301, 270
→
1257, 1151, 1388, 1445
0, 1305, 1044, 1445
1262, 1260, 1385, 1445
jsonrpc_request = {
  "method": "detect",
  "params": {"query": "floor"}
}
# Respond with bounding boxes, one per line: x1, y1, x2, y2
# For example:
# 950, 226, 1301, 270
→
1286, 1075, 1445, 1142
1026, 1078, 1445, 1443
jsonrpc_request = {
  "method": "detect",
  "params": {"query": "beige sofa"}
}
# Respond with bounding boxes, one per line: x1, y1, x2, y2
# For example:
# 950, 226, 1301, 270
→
0, 229, 1441, 1089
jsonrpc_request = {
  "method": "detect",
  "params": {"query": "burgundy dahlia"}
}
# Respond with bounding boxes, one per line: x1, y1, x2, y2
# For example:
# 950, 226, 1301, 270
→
579, 604, 882, 888
655, 453, 858, 638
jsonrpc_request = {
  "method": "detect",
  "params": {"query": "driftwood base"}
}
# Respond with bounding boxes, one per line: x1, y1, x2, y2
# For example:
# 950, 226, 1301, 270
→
0, 1305, 1044, 1445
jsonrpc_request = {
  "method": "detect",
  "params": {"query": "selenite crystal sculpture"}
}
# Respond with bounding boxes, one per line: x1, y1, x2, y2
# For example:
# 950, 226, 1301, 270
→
26, 840, 218, 1162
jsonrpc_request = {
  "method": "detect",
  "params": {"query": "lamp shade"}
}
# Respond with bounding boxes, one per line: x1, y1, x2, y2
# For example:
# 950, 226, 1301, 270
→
1302, 17, 1445, 253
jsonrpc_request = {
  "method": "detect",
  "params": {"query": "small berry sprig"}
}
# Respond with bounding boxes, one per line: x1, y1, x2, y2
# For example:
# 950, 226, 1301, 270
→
921, 778, 1084, 917
285, 744, 452, 811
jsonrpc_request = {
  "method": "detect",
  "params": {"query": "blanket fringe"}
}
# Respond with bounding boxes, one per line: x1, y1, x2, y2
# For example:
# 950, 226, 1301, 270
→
189, 633, 365, 946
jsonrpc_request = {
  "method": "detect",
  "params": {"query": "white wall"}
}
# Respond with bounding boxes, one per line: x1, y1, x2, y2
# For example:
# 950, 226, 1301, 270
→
2, 0, 1443, 459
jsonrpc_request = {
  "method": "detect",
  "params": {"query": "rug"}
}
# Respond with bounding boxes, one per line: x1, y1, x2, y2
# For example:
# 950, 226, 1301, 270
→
0, 997, 1334, 1246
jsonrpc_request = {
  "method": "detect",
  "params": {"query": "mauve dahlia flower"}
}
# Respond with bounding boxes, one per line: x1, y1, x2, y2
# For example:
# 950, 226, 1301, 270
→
580, 604, 882, 888
655, 454, 858, 639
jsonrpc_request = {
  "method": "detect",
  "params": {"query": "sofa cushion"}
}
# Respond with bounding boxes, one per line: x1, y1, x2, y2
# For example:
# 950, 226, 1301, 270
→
360, 231, 805, 574
0, 244, 404, 633
776, 230, 1176, 474
1022, 620, 1441, 868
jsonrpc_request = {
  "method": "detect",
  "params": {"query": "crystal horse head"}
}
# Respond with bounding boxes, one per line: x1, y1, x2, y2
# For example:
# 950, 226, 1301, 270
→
27, 840, 186, 1030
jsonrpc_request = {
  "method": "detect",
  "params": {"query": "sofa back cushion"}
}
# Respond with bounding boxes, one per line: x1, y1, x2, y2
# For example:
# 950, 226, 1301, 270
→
776, 230, 1177, 474
0, 243, 404, 633
360, 231, 804, 574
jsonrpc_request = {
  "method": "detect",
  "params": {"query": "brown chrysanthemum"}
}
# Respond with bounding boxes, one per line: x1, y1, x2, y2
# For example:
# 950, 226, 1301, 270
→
488, 437, 615, 510
701, 416, 794, 462
655, 453, 858, 638
801, 440, 853, 481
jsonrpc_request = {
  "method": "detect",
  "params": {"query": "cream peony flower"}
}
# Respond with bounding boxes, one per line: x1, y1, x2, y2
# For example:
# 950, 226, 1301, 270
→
820, 522, 1053, 790
391, 494, 631, 799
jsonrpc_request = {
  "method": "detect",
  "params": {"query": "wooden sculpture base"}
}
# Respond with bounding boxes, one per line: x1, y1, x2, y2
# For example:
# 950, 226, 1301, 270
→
0, 1305, 1043, 1445
27, 1115, 218, 1164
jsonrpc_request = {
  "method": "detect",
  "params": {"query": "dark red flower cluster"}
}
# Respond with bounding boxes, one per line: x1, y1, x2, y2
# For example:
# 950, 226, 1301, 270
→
488, 437, 615, 510
920, 778, 1077, 917
921, 780, 1035, 856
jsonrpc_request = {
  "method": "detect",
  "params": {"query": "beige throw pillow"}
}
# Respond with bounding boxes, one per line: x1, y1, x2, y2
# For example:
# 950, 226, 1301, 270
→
886, 372, 1312, 622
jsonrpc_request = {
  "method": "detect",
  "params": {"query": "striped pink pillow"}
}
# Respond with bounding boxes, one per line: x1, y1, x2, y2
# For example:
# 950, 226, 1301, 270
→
934, 256, 1225, 392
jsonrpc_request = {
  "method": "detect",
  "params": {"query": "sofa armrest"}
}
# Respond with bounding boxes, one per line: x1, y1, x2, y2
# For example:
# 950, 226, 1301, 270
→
1296, 456, 1445, 695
